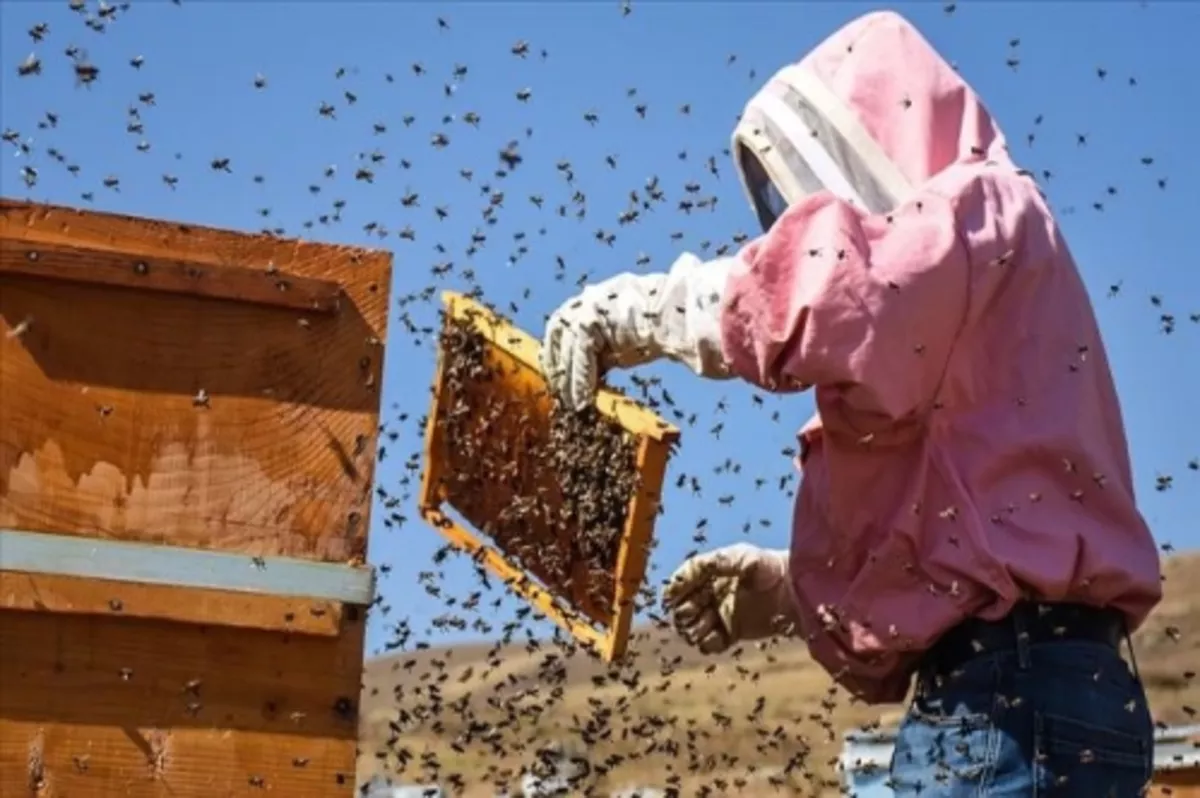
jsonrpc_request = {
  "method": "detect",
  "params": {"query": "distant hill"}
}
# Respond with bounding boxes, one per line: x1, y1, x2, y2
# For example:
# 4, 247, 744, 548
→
357, 553, 1199, 797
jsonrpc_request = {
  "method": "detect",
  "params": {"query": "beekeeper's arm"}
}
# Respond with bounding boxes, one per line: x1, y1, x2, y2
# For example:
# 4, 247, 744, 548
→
540, 253, 736, 412
717, 187, 973, 420
541, 185, 971, 417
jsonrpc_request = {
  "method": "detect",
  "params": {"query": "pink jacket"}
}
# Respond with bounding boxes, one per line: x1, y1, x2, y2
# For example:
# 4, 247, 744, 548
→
719, 11, 1162, 703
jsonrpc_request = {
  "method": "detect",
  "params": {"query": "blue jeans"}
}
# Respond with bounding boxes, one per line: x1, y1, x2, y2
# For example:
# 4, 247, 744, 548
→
889, 640, 1154, 796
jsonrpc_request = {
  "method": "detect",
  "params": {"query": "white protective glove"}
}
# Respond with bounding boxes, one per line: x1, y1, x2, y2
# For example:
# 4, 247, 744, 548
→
662, 544, 799, 655
539, 253, 735, 411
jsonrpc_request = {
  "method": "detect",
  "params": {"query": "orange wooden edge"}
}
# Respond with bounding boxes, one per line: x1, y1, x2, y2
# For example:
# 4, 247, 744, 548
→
1149, 781, 1200, 797
604, 436, 670, 662
419, 505, 607, 653
0, 238, 344, 313
1154, 765, 1200, 788
0, 570, 346, 637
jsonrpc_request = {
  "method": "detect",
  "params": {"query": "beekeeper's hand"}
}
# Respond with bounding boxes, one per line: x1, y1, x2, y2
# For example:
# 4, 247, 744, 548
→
662, 544, 799, 654
539, 253, 734, 411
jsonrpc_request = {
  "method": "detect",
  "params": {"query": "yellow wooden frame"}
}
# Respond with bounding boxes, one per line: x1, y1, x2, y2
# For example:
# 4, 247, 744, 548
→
419, 291, 679, 661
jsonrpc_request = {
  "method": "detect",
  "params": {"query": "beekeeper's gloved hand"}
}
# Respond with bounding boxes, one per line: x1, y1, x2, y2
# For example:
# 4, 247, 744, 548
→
540, 253, 734, 411
662, 544, 799, 654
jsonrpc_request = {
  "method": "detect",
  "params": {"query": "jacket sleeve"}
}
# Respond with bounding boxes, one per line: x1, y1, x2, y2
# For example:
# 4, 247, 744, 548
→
719, 185, 975, 422
616, 252, 737, 381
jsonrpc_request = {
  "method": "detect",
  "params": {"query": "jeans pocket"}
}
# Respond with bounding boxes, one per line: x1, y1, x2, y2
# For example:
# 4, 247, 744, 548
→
1036, 712, 1152, 797
890, 707, 996, 795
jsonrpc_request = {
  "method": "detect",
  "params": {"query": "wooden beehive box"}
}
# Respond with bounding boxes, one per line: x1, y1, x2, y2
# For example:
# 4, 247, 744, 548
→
1154, 776, 1200, 797
0, 199, 391, 796
419, 291, 679, 662
1153, 731, 1200, 796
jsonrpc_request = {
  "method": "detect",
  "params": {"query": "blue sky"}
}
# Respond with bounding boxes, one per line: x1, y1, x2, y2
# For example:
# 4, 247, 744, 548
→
2, 1, 1197, 658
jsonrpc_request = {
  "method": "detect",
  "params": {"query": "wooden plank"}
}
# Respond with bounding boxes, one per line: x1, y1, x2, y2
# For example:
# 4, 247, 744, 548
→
1154, 770, 1200, 789
0, 528, 375, 604
604, 436, 671, 662
0, 240, 344, 314
0, 571, 346, 636
4, 721, 357, 797
1150, 780, 1200, 797
0, 200, 391, 563
0, 609, 364, 797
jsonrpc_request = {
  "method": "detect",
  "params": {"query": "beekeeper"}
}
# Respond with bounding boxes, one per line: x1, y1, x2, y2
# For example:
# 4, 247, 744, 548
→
540, 10, 1161, 797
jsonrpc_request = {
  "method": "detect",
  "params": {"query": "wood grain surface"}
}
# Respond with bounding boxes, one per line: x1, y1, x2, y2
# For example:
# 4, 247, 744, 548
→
0, 609, 365, 797
0, 199, 392, 563
0, 200, 390, 798
0, 239, 346, 314
0, 571, 348, 637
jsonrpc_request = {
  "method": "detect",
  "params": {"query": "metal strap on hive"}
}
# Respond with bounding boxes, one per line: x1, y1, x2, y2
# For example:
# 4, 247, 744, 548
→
0, 528, 375, 605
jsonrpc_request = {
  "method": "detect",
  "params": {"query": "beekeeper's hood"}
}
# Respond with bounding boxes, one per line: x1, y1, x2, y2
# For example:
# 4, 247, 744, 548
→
733, 10, 1009, 231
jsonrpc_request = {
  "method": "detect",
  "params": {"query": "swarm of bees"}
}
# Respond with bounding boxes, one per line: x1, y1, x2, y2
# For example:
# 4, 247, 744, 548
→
2, 1, 1198, 797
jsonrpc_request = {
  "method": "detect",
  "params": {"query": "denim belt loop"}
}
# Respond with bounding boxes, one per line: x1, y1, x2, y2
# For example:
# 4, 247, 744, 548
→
1013, 605, 1032, 670
1122, 615, 1142, 684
